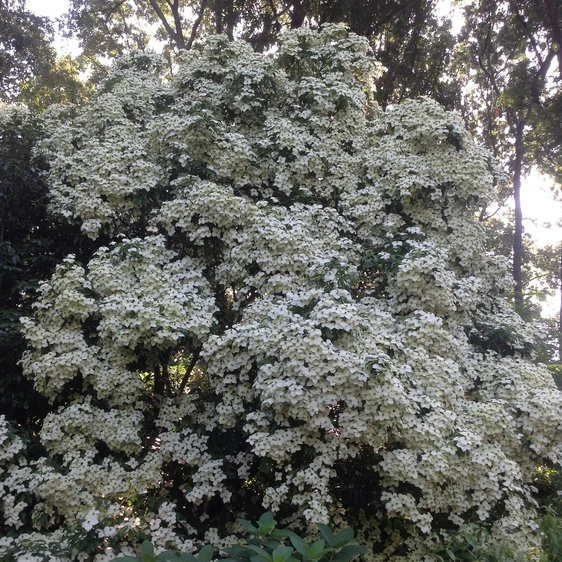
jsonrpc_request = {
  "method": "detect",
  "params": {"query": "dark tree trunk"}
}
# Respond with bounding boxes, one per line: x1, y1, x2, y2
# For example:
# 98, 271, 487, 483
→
215, 0, 224, 34
559, 245, 562, 359
154, 363, 166, 397
543, 0, 562, 82
513, 119, 524, 311
290, 0, 309, 28
148, 0, 186, 49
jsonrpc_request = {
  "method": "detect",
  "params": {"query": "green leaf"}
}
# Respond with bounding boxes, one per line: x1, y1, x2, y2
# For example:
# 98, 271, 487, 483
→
223, 546, 253, 559
272, 546, 294, 562
246, 545, 273, 562
141, 541, 157, 562
258, 512, 276, 535
289, 534, 308, 556
307, 540, 327, 558
331, 529, 354, 549
238, 518, 260, 535
464, 535, 477, 549
331, 545, 367, 562
157, 552, 197, 562
197, 545, 215, 562
316, 524, 336, 547
270, 530, 299, 541
110, 557, 141, 562
315, 546, 336, 560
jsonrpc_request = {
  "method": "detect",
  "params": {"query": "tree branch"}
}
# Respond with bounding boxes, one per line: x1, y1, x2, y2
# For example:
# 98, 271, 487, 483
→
178, 346, 202, 394
508, 0, 544, 65
147, 0, 185, 49
544, 0, 562, 81
171, 0, 187, 49
89, 0, 128, 17
186, 0, 207, 49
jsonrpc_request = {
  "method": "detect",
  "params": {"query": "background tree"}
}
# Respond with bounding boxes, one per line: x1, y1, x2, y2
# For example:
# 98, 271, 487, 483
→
313, 0, 461, 109
457, 0, 562, 314
62, 0, 460, 108
0, 0, 90, 108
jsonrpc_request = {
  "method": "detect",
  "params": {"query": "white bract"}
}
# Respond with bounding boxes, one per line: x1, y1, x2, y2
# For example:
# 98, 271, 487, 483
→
2, 25, 561, 562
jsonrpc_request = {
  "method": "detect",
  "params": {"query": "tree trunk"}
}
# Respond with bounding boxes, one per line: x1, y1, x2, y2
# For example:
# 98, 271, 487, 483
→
513, 119, 524, 312
290, 0, 309, 28
543, 0, 562, 82
154, 364, 165, 397
215, 0, 224, 34
559, 245, 562, 359
148, 0, 186, 49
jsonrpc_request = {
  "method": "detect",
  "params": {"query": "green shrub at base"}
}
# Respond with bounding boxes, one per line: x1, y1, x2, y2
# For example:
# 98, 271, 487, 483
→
108, 514, 366, 562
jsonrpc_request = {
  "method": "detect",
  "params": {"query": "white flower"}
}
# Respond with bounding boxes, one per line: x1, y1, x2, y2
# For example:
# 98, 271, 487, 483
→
5, 25, 559, 561
82, 509, 100, 532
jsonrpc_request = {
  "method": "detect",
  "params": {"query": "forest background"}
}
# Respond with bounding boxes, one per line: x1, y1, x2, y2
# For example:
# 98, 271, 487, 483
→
3, 0, 562, 559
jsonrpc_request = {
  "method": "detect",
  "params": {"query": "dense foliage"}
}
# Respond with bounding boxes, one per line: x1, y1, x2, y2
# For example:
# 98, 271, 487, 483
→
62, 0, 459, 110
0, 105, 89, 433
456, 0, 562, 313
103, 512, 365, 562
0, 1, 89, 109
1, 25, 562, 562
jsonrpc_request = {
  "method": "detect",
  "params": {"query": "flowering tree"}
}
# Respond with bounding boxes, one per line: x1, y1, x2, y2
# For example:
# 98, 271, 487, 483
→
2, 25, 562, 561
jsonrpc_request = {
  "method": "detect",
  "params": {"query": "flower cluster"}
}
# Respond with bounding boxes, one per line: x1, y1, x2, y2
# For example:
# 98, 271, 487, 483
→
2, 24, 561, 562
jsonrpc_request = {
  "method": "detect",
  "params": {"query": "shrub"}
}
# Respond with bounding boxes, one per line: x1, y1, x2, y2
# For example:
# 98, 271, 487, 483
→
2, 25, 562, 562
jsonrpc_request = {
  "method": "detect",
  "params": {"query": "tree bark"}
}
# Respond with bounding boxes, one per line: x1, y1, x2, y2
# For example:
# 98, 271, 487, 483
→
186, 0, 207, 50
513, 118, 524, 311
543, 0, 562, 82
215, 0, 224, 34
290, 0, 309, 28
154, 364, 164, 396
178, 347, 202, 395
148, 0, 186, 49
559, 244, 562, 359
